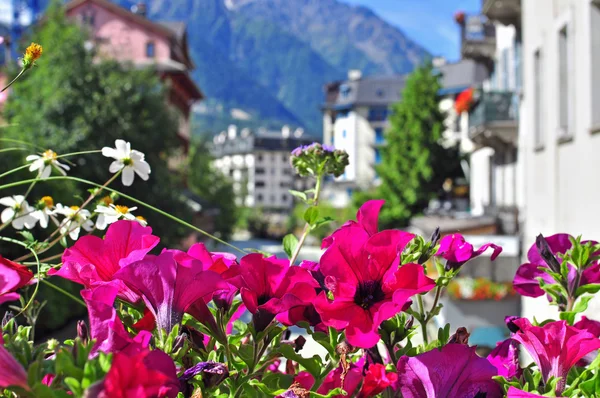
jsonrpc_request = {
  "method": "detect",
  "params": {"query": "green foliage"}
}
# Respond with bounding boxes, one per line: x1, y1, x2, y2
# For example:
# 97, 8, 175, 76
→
354, 64, 463, 228
2, 1, 191, 247
288, 201, 355, 241
187, 140, 237, 240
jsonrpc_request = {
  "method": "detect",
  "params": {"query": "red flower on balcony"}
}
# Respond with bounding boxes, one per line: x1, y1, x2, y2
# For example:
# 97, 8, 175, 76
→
455, 87, 474, 114
454, 11, 466, 25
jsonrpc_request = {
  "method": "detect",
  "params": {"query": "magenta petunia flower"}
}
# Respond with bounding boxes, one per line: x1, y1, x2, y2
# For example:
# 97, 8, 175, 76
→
91, 348, 179, 398
229, 253, 318, 332
0, 255, 34, 305
575, 316, 600, 337
512, 318, 600, 394
513, 234, 600, 298
82, 285, 151, 356
317, 360, 363, 397
314, 225, 435, 348
487, 338, 521, 379
0, 343, 28, 390
321, 199, 384, 249
359, 363, 398, 397
50, 220, 160, 302
395, 343, 503, 398
435, 233, 502, 271
113, 249, 227, 333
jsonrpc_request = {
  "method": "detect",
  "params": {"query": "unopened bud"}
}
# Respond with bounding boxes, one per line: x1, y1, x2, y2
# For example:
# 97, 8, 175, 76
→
77, 320, 89, 343
172, 333, 187, 353
505, 316, 521, 333
536, 234, 561, 273
294, 335, 307, 353
182, 326, 206, 351
1, 311, 16, 333
336, 340, 354, 356
404, 316, 414, 331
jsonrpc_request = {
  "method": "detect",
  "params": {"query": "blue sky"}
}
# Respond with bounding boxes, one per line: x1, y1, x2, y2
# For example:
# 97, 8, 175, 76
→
342, 0, 481, 61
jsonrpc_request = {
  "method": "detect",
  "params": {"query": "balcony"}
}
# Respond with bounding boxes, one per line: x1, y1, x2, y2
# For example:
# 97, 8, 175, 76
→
482, 0, 521, 27
469, 91, 518, 147
460, 14, 496, 69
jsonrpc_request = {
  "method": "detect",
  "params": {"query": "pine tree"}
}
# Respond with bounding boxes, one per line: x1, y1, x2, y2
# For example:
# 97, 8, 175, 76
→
360, 64, 462, 228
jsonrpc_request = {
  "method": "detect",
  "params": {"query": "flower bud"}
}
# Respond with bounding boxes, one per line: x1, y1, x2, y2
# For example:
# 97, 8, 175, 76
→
448, 327, 470, 345
505, 316, 521, 333
172, 333, 187, 353
77, 320, 89, 344
182, 326, 206, 352
1, 311, 16, 333
536, 234, 561, 274
293, 335, 307, 353
179, 361, 229, 389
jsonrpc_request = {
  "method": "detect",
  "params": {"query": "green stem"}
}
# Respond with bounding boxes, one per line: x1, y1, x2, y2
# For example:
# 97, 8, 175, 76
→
40, 279, 86, 307
0, 147, 30, 154
0, 137, 43, 149
417, 294, 428, 345
1, 68, 26, 93
288, 174, 323, 265
0, 176, 246, 254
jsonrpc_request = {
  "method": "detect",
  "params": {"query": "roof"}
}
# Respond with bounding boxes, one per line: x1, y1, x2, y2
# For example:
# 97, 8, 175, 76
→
323, 59, 489, 109
211, 128, 315, 157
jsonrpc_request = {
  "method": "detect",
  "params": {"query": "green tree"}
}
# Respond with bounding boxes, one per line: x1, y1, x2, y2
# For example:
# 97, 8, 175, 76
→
187, 140, 237, 240
2, 1, 192, 246
355, 64, 463, 228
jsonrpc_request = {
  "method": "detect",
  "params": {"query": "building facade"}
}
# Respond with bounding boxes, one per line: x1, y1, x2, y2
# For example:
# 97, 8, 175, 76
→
64, 0, 203, 147
211, 126, 313, 210
519, 0, 600, 320
322, 61, 488, 208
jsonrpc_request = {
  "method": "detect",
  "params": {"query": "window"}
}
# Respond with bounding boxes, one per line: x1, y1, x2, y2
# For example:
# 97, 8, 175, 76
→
282, 194, 288, 202
374, 148, 382, 164
534, 50, 544, 147
340, 84, 351, 98
375, 128, 384, 144
256, 181, 265, 188
146, 41, 156, 58
368, 107, 389, 122
257, 194, 263, 202
558, 26, 570, 136
376, 88, 385, 98
81, 10, 95, 26
255, 168, 265, 175
280, 182, 289, 188
514, 39, 522, 92
257, 154, 263, 162
591, 3, 600, 129
337, 109, 350, 118
342, 129, 347, 138
283, 168, 292, 176
282, 155, 288, 162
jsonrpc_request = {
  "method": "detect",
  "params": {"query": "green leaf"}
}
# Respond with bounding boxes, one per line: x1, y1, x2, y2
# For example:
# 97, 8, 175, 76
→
303, 207, 319, 225
573, 295, 594, 313
279, 344, 322, 378
576, 284, 600, 297
18, 231, 35, 243
580, 373, 600, 398
244, 248, 273, 257
313, 217, 334, 230
559, 311, 577, 325
309, 389, 347, 397
247, 379, 287, 396
283, 234, 299, 259
289, 190, 308, 202
236, 344, 255, 368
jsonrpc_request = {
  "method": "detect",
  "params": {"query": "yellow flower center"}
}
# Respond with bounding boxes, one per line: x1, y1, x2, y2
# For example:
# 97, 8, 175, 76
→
136, 215, 146, 222
70, 205, 80, 211
115, 205, 129, 215
40, 196, 54, 208
101, 196, 113, 206
42, 149, 58, 161
24, 42, 43, 64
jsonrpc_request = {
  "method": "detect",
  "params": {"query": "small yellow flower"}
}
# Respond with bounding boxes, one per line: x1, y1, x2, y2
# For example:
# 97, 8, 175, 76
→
40, 196, 54, 208
70, 205, 80, 211
42, 149, 58, 164
23, 43, 43, 68
136, 215, 146, 222
101, 196, 113, 206
114, 205, 129, 215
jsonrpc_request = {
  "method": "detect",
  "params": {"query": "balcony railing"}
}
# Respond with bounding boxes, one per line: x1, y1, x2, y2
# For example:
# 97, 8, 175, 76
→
469, 91, 518, 146
482, 0, 521, 27
461, 14, 496, 67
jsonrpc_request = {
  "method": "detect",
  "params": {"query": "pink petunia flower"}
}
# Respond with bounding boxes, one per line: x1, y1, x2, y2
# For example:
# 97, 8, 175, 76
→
314, 224, 435, 348
0, 343, 29, 390
114, 249, 227, 333
50, 220, 160, 302
359, 363, 398, 397
511, 318, 600, 394
513, 234, 600, 298
0, 255, 34, 305
82, 284, 151, 356
317, 361, 363, 397
321, 199, 384, 249
395, 344, 503, 398
435, 233, 502, 271
487, 338, 522, 379
91, 348, 179, 398
228, 253, 318, 332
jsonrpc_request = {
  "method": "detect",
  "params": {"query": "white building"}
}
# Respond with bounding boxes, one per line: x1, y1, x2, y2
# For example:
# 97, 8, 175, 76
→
211, 125, 313, 210
519, 0, 600, 320
321, 61, 488, 208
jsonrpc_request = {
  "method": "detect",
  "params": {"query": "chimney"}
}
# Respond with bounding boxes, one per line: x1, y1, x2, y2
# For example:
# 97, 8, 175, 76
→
131, 2, 147, 17
282, 125, 291, 138
432, 56, 447, 68
348, 69, 362, 81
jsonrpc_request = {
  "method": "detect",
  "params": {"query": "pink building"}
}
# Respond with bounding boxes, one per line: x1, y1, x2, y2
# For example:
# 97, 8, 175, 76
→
65, 0, 203, 149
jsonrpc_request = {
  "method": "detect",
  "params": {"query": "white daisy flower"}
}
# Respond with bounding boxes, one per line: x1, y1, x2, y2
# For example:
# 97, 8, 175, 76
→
0, 195, 37, 230
94, 204, 138, 230
55, 204, 94, 240
26, 149, 70, 179
101, 139, 151, 186
31, 196, 56, 229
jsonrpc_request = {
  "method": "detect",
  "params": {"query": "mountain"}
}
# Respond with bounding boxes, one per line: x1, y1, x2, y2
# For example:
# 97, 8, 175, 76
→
103, 0, 430, 135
